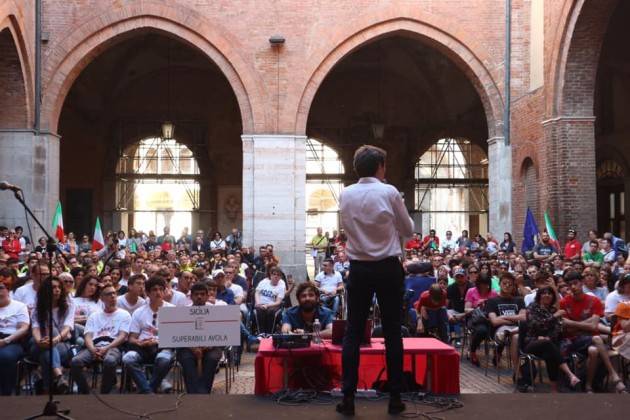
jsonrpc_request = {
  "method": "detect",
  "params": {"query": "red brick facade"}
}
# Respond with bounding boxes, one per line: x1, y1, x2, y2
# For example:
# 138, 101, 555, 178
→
0, 0, 626, 242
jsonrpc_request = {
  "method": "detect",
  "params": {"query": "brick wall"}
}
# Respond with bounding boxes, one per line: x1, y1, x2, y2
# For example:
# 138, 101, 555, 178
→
0, 28, 27, 128
1, 0, 627, 240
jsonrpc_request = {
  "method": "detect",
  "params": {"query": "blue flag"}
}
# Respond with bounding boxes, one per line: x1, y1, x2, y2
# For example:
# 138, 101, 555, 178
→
522, 207, 540, 252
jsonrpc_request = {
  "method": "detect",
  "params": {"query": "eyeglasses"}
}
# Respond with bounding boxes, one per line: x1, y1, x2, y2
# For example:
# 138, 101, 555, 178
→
63, 280, 74, 284
468, 270, 478, 274
152, 312, 157, 327
102, 291, 117, 297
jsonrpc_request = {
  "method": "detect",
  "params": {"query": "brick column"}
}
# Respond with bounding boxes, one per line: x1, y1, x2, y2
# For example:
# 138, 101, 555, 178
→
0, 130, 60, 240
242, 134, 306, 278
487, 137, 513, 236
542, 117, 597, 240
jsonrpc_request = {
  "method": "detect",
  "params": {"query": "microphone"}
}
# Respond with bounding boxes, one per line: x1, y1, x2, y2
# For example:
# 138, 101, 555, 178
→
0, 181, 22, 192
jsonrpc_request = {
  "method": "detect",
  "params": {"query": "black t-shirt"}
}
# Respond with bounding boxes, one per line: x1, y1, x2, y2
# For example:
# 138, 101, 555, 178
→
485, 296, 525, 323
500, 241, 515, 253
446, 282, 472, 313
533, 243, 556, 256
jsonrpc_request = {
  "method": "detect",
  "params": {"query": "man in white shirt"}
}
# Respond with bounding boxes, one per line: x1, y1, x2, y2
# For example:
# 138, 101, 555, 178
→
14, 263, 48, 314
337, 145, 413, 416
122, 276, 175, 393
441, 231, 457, 254
117, 274, 146, 314
254, 267, 285, 334
314, 258, 343, 315
70, 283, 131, 394
605, 274, 630, 317
177, 282, 223, 393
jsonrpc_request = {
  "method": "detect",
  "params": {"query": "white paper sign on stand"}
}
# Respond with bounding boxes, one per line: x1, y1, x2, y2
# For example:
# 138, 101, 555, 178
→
157, 305, 240, 348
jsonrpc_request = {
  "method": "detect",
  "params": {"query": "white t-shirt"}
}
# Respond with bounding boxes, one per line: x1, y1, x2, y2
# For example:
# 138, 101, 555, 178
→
13, 283, 38, 314
31, 306, 75, 331
85, 308, 131, 347
129, 301, 174, 340
256, 279, 286, 305
166, 290, 189, 307
315, 271, 343, 294
0, 300, 29, 335
116, 295, 146, 315
605, 290, 630, 315
73, 296, 102, 318
229, 283, 244, 300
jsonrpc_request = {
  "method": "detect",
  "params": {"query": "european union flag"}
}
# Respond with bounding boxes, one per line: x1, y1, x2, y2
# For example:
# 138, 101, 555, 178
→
522, 207, 540, 252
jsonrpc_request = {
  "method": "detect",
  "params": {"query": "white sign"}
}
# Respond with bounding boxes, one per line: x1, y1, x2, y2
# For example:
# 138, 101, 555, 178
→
157, 305, 240, 348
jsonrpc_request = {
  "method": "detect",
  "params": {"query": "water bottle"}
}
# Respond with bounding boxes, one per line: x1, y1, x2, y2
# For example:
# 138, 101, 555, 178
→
312, 318, 322, 344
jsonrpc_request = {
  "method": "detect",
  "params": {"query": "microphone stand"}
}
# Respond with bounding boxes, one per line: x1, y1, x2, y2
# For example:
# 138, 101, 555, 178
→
7, 190, 72, 419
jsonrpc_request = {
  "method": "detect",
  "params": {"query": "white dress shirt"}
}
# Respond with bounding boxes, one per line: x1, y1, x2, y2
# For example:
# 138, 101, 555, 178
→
340, 177, 414, 261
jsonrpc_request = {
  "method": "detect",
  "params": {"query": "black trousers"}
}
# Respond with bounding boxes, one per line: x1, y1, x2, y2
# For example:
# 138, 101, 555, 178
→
470, 323, 490, 353
524, 339, 563, 381
342, 257, 404, 396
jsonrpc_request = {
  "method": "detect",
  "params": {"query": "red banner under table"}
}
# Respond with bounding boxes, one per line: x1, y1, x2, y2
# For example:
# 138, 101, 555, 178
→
254, 337, 459, 395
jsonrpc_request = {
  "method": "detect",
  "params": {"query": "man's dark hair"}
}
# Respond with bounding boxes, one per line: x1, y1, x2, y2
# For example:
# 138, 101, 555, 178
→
296, 281, 319, 299
353, 145, 386, 177
128, 273, 145, 286
190, 282, 208, 294
499, 271, 516, 285
589, 239, 598, 246
145, 275, 167, 291
565, 270, 582, 283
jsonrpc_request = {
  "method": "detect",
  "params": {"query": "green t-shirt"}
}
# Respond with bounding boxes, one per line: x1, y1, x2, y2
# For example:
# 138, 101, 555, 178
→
583, 251, 604, 265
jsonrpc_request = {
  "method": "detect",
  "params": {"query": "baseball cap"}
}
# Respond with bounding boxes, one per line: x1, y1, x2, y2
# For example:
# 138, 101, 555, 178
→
212, 269, 225, 279
454, 268, 466, 277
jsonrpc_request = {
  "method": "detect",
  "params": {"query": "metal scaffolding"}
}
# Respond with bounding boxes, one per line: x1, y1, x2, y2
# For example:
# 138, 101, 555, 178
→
415, 138, 489, 218
115, 137, 200, 211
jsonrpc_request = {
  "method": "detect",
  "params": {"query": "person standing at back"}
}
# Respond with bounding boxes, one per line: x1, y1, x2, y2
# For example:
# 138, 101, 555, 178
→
337, 145, 414, 416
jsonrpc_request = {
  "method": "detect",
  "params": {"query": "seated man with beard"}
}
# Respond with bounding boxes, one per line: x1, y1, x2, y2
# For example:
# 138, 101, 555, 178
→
281, 282, 333, 338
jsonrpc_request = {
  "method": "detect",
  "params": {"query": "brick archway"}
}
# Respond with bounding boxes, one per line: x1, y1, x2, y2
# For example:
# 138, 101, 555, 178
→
41, 4, 265, 134
552, 0, 619, 117
0, 13, 33, 128
542, 0, 620, 241
294, 14, 503, 139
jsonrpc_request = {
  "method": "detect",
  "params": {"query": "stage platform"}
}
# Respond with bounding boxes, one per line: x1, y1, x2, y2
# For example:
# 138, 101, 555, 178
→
4, 393, 627, 419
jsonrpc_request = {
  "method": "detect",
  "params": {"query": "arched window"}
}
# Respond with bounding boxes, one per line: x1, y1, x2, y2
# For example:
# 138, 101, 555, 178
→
305, 138, 344, 242
116, 137, 200, 234
414, 138, 488, 236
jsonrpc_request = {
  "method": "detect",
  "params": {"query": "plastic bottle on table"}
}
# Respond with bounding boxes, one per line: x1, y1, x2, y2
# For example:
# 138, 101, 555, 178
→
312, 318, 322, 344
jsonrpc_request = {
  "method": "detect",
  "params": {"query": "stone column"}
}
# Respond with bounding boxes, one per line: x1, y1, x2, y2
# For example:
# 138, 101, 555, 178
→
0, 130, 59, 240
242, 134, 306, 278
542, 117, 597, 239
487, 137, 512, 236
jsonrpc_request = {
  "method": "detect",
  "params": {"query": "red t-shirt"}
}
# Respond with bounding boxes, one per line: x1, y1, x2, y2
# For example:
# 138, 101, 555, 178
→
405, 239, 421, 250
414, 289, 447, 311
564, 239, 581, 260
559, 293, 603, 321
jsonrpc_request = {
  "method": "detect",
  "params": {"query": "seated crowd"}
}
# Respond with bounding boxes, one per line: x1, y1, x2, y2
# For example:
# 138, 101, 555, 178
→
313, 226, 630, 393
396, 228, 630, 393
0, 225, 303, 395
1, 224, 630, 395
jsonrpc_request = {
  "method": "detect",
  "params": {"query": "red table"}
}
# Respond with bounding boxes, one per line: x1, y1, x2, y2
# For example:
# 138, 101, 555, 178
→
254, 338, 459, 395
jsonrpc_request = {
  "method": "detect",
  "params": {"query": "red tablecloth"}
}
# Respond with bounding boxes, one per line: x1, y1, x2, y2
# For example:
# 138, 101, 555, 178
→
254, 337, 459, 395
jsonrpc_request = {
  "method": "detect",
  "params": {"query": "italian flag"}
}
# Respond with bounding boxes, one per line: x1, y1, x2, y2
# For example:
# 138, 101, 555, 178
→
92, 217, 105, 251
544, 210, 560, 249
52, 201, 64, 242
